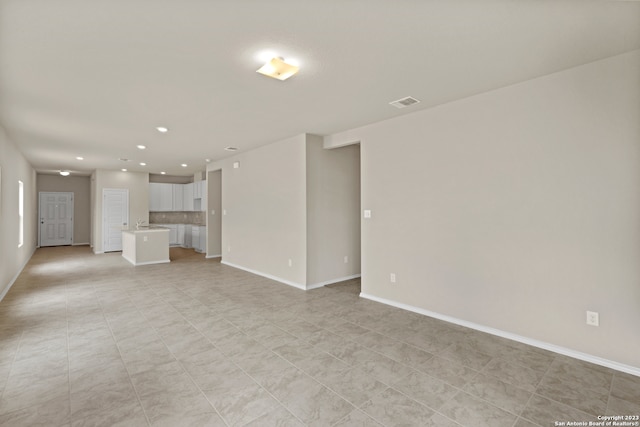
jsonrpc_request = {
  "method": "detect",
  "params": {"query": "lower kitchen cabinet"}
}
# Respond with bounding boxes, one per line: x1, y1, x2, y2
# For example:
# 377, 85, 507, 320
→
150, 223, 203, 251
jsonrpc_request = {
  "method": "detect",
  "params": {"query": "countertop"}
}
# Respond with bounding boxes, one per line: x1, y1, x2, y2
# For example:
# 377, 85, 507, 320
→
123, 226, 170, 234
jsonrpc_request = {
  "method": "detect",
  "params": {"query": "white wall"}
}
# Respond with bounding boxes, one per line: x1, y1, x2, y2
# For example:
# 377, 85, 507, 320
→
306, 136, 361, 286
91, 170, 149, 254
209, 135, 308, 286
0, 126, 37, 299
207, 170, 222, 257
326, 50, 640, 370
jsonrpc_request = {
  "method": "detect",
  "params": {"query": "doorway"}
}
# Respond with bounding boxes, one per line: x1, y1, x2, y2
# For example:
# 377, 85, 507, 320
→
102, 188, 129, 252
39, 192, 74, 247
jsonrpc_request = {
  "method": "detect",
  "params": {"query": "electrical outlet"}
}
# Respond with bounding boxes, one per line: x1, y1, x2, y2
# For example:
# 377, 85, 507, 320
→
363, 210, 372, 219
390, 273, 396, 283
344, 255, 348, 264
586, 311, 599, 326
288, 259, 293, 267
143, 236, 148, 242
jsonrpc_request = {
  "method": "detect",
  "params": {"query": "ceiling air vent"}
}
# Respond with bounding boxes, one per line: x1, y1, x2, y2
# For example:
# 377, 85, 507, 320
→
389, 96, 420, 109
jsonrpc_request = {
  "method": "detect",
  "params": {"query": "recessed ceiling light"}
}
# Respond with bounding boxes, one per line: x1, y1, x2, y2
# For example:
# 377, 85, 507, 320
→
59, 170, 70, 176
119, 158, 130, 162
225, 147, 238, 151
139, 162, 147, 166
181, 164, 188, 167
156, 126, 169, 133
137, 145, 146, 150
121, 168, 128, 172
256, 57, 299, 81
205, 158, 211, 163
76, 156, 84, 160
160, 171, 166, 175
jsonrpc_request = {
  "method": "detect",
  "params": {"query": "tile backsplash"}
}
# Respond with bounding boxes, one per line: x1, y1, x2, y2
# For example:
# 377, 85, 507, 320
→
150, 211, 205, 225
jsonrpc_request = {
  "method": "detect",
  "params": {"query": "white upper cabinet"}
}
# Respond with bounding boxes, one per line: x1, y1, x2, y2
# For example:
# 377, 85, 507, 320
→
149, 180, 206, 212
183, 183, 194, 211
172, 184, 184, 211
149, 183, 173, 212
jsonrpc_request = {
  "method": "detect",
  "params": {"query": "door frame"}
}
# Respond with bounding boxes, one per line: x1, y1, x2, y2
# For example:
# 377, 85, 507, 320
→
102, 188, 129, 253
38, 191, 74, 247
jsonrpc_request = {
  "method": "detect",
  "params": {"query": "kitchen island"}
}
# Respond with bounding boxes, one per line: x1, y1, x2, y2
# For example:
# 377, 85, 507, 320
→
122, 227, 170, 266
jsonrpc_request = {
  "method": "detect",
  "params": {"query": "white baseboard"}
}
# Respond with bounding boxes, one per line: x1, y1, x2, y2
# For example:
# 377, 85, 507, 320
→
360, 292, 640, 377
131, 259, 170, 266
72, 242, 90, 246
206, 254, 221, 259
221, 261, 306, 290
308, 274, 362, 290
0, 247, 36, 302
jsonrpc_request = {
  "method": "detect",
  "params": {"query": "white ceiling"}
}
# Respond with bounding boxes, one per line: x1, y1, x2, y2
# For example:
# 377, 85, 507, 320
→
1, 0, 639, 176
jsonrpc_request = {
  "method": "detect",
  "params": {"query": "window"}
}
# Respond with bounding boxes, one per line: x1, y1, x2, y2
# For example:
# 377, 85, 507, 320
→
18, 180, 24, 247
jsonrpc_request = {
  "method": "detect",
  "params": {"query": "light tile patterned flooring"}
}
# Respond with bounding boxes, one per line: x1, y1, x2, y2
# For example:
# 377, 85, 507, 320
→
0, 246, 638, 427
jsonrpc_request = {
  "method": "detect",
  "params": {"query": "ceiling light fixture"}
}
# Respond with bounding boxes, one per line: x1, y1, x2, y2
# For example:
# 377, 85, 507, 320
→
139, 162, 147, 166
225, 147, 238, 152
205, 159, 211, 163
59, 170, 70, 176
160, 171, 166, 175
156, 126, 169, 133
121, 168, 128, 172
76, 156, 84, 160
181, 164, 187, 167
137, 145, 146, 150
256, 57, 299, 81
119, 158, 130, 162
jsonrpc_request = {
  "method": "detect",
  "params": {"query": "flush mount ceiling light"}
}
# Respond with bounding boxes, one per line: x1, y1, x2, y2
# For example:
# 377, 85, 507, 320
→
139, 162, 147, 166
137, 145, 146, 150
160, 171, 166, 175
256, 57, 299, 81
181, 163, 188, 167
156, 126, 169, 133
225, 147, 238, 152
119, 158, 131, 162
121, 168, 128, 172
75, 156, 84, 160
59, 170, 70, 176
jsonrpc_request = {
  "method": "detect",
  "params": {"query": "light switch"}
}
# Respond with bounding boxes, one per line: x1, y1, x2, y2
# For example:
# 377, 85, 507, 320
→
233, 161, 240, 169
223, 210, 227, 215
363, 210, 372, 219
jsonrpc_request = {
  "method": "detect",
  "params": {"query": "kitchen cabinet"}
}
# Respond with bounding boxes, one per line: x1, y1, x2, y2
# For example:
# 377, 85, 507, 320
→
192, 225, 206, 253
177, 224, 185, 246
183, 224, 192, 248
149, 183, 174, 212
149, 180, 206, 212
172, 185, 184, 211
183, 183, 194, 211
193, 180, 207, 212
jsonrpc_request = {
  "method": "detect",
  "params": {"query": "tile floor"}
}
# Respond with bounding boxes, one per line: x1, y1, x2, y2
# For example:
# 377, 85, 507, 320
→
0, 246, 638, 426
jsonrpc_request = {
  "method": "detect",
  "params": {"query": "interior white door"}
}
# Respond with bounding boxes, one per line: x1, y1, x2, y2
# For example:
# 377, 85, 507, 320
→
103, 188, 129, 252
39, 192, 74, 247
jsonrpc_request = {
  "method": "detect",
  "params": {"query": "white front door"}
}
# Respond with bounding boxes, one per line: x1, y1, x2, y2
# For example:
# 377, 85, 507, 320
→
39, 192, 74, 247
103, 188, 129, 252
